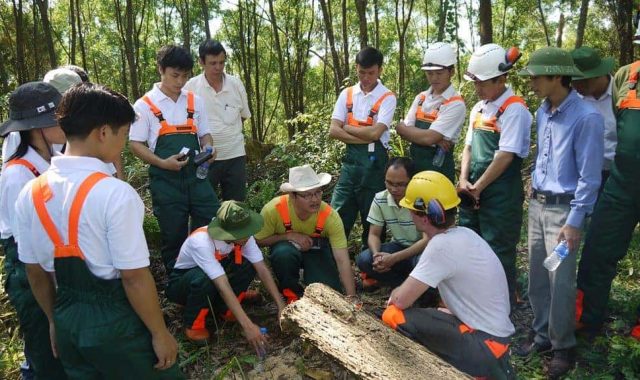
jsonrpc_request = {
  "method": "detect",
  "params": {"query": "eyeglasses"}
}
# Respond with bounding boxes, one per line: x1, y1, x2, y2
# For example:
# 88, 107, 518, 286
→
385, 180, 409, 189
295, 190, 323, 200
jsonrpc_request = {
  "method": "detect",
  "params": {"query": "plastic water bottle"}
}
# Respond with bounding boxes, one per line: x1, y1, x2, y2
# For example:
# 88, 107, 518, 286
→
433, 146, 446, 167
196, 146, 212, 180
543, 240, 569, 271
255, 327, 268, 372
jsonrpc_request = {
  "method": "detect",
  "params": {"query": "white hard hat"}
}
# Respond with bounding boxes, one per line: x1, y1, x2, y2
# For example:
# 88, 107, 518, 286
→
421, 42, 457, 70
464, 43, 521, 81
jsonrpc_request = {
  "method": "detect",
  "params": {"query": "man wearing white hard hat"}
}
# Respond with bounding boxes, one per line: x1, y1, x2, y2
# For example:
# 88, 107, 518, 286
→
255, 165, 356, 303
459, 43, 532, 309
396, 42, 466, 182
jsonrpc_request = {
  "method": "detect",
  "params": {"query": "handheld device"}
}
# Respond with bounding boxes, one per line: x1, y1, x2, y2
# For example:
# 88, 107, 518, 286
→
177, 147, 191, 161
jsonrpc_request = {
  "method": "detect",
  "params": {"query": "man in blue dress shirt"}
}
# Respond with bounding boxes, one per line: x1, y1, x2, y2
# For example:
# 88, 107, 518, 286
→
516, 47, 604, 379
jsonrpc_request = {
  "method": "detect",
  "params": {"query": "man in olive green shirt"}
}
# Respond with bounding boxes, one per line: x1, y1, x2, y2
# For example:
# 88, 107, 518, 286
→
255, 165, 356, 303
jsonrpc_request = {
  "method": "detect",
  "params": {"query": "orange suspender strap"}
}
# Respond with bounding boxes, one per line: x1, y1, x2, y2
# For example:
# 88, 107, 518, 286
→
346, 87, 395, 127
473, 95, 526, 133
443, 95, 464, 106
382, 304, 406, 330
275, 195, 293, 232
312, 204, 333, 237
32, 173, 64, 250
416, 94, 464, 123
233, 243, 242, 264
67, 173, 109, 250
142, 95, 198, 136
186, 91, 195, 126
142, 96, 169, 130
619, 61, 640, 110
496, 96, 527, 118
5, 158, 40, 177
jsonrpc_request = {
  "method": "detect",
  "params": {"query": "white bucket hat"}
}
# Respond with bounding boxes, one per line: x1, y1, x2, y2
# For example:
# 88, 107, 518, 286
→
280, 164, 332, 193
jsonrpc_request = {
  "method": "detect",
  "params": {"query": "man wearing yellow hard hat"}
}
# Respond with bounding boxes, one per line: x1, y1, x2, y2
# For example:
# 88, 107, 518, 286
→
381, 171, 514, 379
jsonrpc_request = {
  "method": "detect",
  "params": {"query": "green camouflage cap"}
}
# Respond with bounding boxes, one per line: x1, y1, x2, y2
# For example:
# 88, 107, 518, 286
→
208, 201, 264, 241
518, 47, 583, 77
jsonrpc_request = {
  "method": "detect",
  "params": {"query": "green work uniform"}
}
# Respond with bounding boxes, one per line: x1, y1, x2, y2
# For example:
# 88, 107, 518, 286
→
33, 173, 183, 379
459, 100, 525, 307
577, 61, 640, 328
410, 98, 457, 182
146, 96, 220, 271
2, 237, 67, 379
166, 254, 256, 329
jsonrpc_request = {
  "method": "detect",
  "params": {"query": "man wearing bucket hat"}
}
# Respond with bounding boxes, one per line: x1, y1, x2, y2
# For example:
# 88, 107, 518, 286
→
396, 42, 466, 181
255, 165, 356, 303
516, 47, 604, 378
382, 171, 515, 379
459, 43, 532, 308
0, 82, 68, 379
575, 38, 640, 340
166, 201, 285, 345
571, 47, 617, 191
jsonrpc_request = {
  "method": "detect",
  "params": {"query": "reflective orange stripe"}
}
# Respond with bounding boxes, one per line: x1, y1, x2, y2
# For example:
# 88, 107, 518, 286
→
5, 158, 40, 177
233, 243, 242, 264
619, 61, 640, 110
415, 94, 465, 123
191, 308, 209, 330
275, 195, 332, 238
458, 323, 476, 334
575, 288, 585, 322
382, 304, 406, 330
473, 95, 526, 133
346, 86, 394, 127
142, 92, 198, 136
275, 195, 293, 232
484, 339, 510, 359
32, 172, 108, 260
282, 288, 299, 304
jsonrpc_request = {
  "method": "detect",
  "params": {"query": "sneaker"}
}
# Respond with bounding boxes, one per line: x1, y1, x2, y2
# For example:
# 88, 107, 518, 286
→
185, 327, 210, 345
513, 340, 552, 357
547, 349, 575, 379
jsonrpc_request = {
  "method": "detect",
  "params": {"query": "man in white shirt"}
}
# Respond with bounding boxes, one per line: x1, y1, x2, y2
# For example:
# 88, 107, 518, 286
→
129, 45, 220, 271
382, 171, 515, 379
184, 40, 251, 201
571, 46, 616, 193
329, 46, 397, 247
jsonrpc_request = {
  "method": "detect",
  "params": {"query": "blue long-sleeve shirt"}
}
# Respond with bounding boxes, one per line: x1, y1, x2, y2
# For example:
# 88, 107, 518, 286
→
532, 89, 604, 228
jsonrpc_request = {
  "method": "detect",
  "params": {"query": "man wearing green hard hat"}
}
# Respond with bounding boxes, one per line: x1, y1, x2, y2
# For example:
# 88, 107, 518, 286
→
571, 47, 617, 190
516, 47, 604, 379
166, 201, 286, 347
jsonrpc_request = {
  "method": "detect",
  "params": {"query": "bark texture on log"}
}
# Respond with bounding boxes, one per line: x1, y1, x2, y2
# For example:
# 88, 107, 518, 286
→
281, 283, 470, 380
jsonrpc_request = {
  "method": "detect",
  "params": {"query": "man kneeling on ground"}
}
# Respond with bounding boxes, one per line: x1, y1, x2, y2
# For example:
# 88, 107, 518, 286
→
255, 165, 356, 303
382, 171, 515, 379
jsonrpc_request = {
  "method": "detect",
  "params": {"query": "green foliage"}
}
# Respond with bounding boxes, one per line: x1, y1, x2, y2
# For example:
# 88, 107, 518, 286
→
608, 336, 640, 379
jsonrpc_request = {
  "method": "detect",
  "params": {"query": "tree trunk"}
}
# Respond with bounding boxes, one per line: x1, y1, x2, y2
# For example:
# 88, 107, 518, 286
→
76, 0, 88, 70
374, 0, 380, 48
355, 0, 368, 48
575, 0, 589, 48
318, 0, 343, 94
200, 0, 211, 39
267, 0, 293, 133
35, 0, 56, 68
478, 0, 492, 44
280, 284, 471, 379
12, 0, 27, 83
556, 13, 565, 47
70, 0, 76, 64
176, 0, 191, 51
33, 2, 41, 77
395, 0, 415, 113
538, 0, 551, 46
436, 0, 447, 41
341, 0, 349, 75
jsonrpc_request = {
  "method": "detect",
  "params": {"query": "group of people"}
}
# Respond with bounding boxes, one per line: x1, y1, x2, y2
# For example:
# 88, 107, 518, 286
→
0, 34, 638, 380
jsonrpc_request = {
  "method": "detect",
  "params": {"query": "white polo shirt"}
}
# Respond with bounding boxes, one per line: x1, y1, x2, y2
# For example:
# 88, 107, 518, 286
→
184, 73, 251, 160
16, 156, 150, 279
577, 75, 616, 170
129, 84, 210, 152
0, 147, 50, 238
2, 132, 64, 171
403, 84, 467, 143
464, 87, 532, 158
331, 81, 397, 148
173, 229, 263, 280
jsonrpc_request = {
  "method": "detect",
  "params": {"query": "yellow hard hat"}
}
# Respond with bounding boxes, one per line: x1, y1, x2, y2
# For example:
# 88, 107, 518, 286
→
399, 171, 461, 211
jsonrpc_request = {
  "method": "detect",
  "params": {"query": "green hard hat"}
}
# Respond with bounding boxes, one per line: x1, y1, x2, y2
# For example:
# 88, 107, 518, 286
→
570, 47, 615, 80
518, 47, 583, 77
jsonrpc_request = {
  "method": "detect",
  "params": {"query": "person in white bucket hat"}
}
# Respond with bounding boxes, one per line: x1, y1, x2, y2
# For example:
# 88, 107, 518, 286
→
255, 164, 356, 303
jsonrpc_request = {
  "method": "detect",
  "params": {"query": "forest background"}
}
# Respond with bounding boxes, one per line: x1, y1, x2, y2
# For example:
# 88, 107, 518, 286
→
1, 0, 640, 378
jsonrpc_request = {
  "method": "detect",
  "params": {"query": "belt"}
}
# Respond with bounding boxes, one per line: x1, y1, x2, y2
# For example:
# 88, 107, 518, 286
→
532, 190, 573, 205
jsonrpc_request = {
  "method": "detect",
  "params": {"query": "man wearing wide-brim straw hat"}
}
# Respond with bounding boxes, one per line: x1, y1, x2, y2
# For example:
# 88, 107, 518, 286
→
571, 46, 617, 191
255, 164, 356, 303
516, 47, 604, 379
167, 201, 286, 345
575, 32, 640, 342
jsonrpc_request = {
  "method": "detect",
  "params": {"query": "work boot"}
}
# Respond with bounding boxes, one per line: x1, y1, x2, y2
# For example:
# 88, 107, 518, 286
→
185, 327, 210, 345
547, 349, 575, 379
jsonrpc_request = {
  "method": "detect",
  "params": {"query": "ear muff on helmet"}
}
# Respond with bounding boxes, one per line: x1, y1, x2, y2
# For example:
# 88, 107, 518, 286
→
413, 197, 447, 226
457, 188, 480, 210
498, 47, 522, 72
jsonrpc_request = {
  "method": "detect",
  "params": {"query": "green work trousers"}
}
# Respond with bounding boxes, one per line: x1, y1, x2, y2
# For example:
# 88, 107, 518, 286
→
149, 173, 219, 270
166, 258, 256, 328
458, 164, 524, 308
2, 238, 66, 379
208, 155, 247, 201
269, 241, 342, 297
577, 171, 640, 327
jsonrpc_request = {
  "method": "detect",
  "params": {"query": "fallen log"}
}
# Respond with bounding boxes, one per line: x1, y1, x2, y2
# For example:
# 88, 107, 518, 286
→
280, 283, 471, 379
